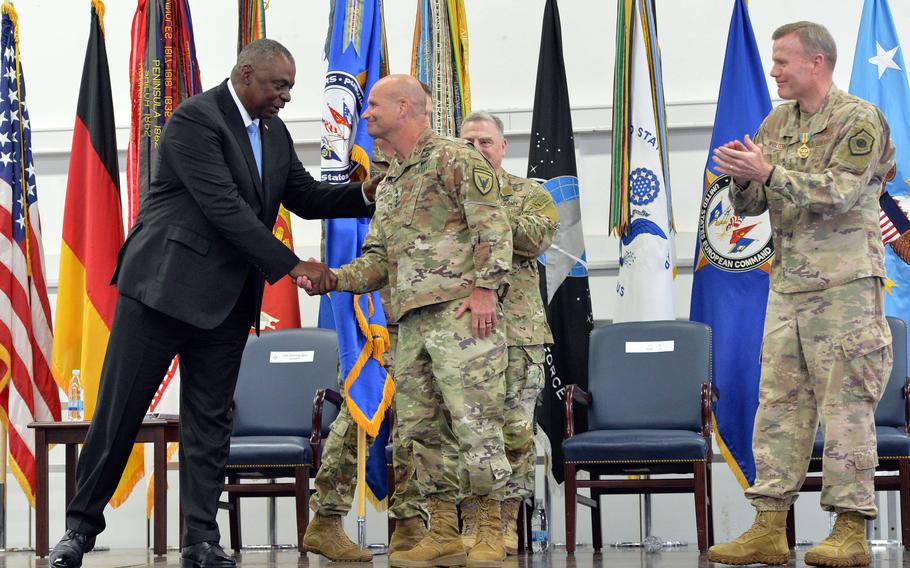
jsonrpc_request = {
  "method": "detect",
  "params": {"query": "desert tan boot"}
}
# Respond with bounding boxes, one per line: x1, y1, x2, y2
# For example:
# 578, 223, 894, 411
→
803, 512, 871, 567
461, 497, 478, 551
500, 500, 520, 555
707, 510, 789, 565
467, 497, 505, 567
302, 513, 372, 562
389, 499, 467, 567
388, 516, 429, 555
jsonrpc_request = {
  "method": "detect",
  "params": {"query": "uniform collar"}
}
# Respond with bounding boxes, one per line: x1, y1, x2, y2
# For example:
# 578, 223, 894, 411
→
781, 84, 840, 140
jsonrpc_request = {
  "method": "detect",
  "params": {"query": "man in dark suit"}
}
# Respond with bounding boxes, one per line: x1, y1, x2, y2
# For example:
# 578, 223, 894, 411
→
49, 39, 377, 568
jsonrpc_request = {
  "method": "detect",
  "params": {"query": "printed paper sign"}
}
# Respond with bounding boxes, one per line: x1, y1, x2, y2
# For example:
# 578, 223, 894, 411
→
625, 340, 675, 353
269, 351, 315, 363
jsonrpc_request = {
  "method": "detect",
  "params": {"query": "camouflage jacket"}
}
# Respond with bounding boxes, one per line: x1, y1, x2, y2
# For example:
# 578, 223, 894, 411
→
731, 86, 895, 293
500, 171, 558, 346
334, 129, 513, 321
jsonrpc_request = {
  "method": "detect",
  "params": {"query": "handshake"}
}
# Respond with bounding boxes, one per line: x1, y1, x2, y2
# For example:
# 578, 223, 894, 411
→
291, 259, 335, 295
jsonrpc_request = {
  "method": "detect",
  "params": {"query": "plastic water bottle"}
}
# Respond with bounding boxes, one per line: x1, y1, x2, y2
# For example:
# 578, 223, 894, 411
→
67, 369, 84, 421
531, 499, 549, 553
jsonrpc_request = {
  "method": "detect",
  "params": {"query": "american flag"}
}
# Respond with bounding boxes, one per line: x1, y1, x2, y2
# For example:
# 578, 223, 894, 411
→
882, 208, 900, 244
0, 6, 58, 505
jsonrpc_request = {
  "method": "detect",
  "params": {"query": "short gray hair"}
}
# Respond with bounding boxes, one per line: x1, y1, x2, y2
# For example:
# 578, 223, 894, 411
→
462, 111, 504, 135
235, 38, 294, 71
772, 21, 837, 70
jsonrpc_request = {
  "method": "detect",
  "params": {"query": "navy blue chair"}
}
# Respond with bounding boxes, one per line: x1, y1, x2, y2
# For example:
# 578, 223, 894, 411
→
786, 316, 910, 549
562, 320, 714, 552
223, 328, 341, 553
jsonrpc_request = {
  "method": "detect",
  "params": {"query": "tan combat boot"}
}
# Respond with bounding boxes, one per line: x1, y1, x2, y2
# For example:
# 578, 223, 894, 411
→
500, 500, 520, 555
389, 516, 429, 555
707, 510, 789, 565
803, 512, 871, 567
302, 513, 372, 562
460, 497, 478, 551
468, 497, 505, 567
389, 499, 467, 567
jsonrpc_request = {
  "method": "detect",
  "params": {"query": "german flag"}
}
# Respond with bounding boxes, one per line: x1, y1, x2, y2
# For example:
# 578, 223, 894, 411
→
51, 0, 143, 505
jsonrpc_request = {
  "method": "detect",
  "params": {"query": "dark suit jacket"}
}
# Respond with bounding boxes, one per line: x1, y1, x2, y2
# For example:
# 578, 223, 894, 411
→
112, 80, 370, 330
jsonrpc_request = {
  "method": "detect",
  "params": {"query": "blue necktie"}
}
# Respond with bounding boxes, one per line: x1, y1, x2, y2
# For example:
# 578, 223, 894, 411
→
246, 122, 262, 178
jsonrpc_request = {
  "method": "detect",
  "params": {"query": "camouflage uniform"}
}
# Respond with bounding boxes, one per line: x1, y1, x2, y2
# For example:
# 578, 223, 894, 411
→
496, 172, 558, 500
334, 129, 513, 502
309, 149, 427, 520
731, 86, 895, 518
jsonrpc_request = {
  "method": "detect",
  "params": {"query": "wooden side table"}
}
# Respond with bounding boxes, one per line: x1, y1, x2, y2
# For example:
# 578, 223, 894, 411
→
28, 417, 179, 557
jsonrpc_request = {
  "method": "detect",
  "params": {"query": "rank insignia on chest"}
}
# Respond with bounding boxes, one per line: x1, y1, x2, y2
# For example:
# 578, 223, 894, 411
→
474, 167, 494, 195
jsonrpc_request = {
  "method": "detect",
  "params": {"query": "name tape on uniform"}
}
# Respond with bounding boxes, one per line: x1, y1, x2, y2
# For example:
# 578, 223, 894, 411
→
269, 351, 315, 363
625, 340, 675, 354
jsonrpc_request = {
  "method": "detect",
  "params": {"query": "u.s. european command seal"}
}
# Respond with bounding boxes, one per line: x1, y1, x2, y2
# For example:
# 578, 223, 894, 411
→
698, 175, 774, 272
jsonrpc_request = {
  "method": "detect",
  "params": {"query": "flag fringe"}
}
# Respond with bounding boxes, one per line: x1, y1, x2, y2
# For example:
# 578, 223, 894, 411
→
91, 0, 105, 36
712, 416, 750, 491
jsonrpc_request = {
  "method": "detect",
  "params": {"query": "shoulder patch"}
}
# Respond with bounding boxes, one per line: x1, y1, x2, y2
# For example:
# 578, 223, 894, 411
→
848, 128, 874, 156
474, 165, 495, 195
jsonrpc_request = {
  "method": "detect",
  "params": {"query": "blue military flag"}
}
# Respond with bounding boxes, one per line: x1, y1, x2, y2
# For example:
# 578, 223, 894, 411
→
689, 0, 772, 488
850, 0, 910, 361
319, 0, 392, 506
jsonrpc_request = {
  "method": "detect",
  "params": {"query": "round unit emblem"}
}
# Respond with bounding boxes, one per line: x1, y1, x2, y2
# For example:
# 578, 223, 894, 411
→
698, 175, 774, 272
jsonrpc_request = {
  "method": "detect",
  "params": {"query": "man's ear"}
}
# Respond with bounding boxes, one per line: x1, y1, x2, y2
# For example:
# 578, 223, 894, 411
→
240, 63, 254, 84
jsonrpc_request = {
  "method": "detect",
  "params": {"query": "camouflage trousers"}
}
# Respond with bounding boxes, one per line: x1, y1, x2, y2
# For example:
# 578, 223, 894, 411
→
746, 277, 892, 518
310, 324, 426, 520
500, 345, 545, 501
396, 298, 510, 502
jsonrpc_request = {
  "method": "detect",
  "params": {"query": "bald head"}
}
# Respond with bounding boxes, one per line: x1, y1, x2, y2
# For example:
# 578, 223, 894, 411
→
363, 75, 431, 156
376, 75, 428, 118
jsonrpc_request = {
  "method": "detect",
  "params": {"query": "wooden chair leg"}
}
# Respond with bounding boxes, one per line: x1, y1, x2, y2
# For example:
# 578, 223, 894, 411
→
387, 463, 396, 541
786, 504, 796, 549
295, 466, 309, 554
227, 475, 241, 553
565, 464, 577, 554
591, 476, 603, 552
706, 461, 715, 546
693, 461, 708, 552
900, 459, 910, 550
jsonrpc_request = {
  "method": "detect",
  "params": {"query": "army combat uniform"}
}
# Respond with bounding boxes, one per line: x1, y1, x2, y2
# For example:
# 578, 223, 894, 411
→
308, 151, 427, 525
731, 86, 895, 518
334, 129, 513, 505
497, 172, 558, 500
460, 171, 558, 555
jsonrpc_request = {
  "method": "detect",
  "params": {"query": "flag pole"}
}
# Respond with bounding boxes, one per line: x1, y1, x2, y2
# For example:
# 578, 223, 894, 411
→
0, 420, 6, 549
356, 425, 367, 548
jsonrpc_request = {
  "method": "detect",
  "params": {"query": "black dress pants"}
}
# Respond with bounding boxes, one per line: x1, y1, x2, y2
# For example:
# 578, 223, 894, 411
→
65, 291, 253, 546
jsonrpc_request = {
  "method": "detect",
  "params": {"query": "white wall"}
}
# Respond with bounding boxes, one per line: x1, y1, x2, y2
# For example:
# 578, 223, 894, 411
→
4, 0, 910, 551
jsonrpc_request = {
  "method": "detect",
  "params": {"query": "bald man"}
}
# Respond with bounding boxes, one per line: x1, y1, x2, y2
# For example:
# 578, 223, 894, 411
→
302, 75, 513, 567
303, 83, 435, 563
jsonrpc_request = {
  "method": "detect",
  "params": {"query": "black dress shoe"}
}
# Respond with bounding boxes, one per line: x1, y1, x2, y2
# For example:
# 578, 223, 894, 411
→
181, 542, 236, 568
49, 530, 96, 568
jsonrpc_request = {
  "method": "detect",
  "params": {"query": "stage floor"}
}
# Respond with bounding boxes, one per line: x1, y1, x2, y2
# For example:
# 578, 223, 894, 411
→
4, 546, 910, 568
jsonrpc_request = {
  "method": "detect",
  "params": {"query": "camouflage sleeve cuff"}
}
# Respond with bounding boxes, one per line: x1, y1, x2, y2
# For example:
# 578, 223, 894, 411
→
333, 269, 353, 292
475, 276, 505, 290
768, 165, 787, 190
